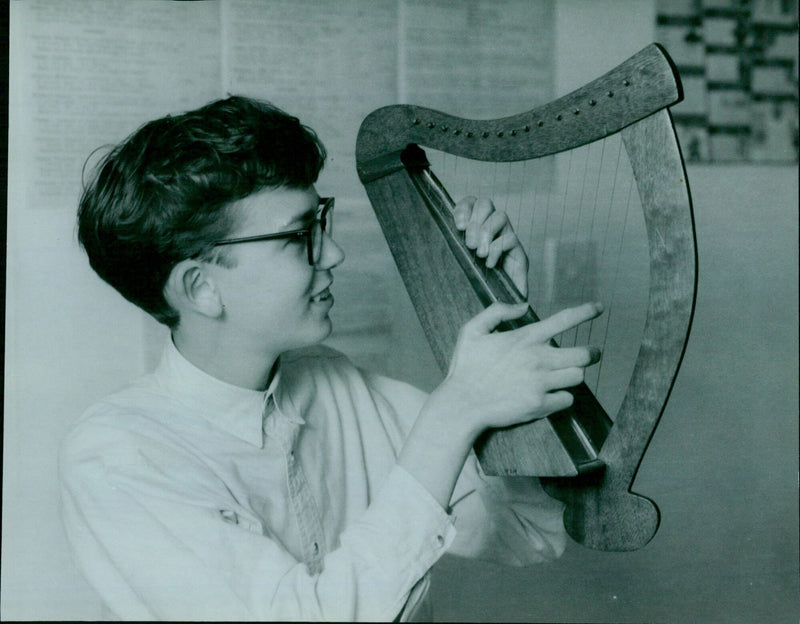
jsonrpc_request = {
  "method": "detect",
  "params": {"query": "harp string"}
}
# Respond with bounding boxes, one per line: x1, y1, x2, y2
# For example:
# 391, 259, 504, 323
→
524, 158, 540, 293
585, 136, 625, 395
569, 140, 595, 307
423, 134, 648, 419
517, 160, 528, 235
554, 148, 576, 333
574, 138, 622, 357
576, 137, 609, 353
563, 144, 596, 349
595, 173, 636, 397
539, 157, 555, 314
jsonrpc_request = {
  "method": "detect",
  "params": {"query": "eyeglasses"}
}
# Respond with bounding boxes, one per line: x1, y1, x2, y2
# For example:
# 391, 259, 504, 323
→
213, 197, 334, 265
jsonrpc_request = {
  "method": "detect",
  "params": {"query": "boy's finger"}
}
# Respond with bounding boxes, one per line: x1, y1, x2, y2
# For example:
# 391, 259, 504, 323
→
524, 302, 604, 342
465, 302, 530, 335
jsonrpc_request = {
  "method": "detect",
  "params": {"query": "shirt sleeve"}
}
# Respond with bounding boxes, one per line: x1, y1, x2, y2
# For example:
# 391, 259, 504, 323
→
446, 451, 567, 564
59, 417, 455, 622
362, 371, 567, 566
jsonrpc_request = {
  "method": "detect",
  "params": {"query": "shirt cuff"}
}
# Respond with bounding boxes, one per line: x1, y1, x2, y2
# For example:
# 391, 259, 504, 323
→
344, 464, 456, 580
390, 463, 458, 550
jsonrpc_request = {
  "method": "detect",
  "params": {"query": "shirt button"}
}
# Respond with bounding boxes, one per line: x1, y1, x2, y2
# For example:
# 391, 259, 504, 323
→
312, 542, 319, 555
436, 534, 445, 547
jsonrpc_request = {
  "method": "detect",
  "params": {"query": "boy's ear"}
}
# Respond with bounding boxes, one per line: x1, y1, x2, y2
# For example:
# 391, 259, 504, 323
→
163, 260, 224, 319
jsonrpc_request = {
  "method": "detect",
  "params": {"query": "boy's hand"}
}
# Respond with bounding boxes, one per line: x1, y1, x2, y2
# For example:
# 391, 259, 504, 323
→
453, 197, 530, 297
434, 301, 603, 437
400, 301, 603, 509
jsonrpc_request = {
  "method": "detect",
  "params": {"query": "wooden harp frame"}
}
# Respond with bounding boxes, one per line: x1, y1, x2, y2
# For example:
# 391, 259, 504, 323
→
355, 44, 697, 551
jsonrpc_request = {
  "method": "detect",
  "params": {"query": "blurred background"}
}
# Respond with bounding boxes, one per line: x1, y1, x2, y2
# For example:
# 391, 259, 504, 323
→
4, 1, 798, 621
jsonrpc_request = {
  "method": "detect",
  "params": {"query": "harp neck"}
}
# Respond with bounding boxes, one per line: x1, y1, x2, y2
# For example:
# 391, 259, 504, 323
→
357, 43, 682, 180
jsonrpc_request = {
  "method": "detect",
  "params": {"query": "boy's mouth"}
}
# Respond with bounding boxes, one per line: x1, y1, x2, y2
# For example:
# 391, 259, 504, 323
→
310, 287, 332, 303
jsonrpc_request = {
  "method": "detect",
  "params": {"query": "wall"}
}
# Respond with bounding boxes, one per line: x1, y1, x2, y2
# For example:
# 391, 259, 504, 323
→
3, 1, 798, 621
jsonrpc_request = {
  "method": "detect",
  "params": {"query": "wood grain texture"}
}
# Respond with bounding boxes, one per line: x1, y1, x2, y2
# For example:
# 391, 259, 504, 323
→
357, 44, 680, 174
355, 44, 697, 550
541, 108, 697, 550
364, 169, 587, 476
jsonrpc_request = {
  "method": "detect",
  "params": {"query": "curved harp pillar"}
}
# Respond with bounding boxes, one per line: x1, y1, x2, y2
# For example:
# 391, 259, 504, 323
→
356, 44, 697, 551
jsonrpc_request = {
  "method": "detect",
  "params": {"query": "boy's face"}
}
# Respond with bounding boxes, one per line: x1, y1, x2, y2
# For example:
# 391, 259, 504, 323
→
208, 185, 345, 355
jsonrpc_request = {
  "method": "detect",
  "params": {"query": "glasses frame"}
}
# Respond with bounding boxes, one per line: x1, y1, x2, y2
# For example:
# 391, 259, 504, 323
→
212, 197, 334, 265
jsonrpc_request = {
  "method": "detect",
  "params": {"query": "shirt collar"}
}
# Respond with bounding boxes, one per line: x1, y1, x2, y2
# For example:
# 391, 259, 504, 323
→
153, 339, 303, 447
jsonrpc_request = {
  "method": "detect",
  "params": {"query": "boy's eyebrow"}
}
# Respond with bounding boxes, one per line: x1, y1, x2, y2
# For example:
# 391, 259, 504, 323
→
281, 205, 318, 229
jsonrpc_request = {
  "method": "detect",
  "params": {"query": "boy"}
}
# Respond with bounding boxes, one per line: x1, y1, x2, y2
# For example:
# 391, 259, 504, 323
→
61, 96, 601, 620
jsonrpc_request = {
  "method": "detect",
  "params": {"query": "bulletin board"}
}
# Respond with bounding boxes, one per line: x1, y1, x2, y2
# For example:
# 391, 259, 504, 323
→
656, 0, 798, 162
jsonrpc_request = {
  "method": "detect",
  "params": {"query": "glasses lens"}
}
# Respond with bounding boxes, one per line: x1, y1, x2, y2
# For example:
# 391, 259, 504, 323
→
321, 198, 333, 235
310, 199, 333, 265
310, 221, 323, 264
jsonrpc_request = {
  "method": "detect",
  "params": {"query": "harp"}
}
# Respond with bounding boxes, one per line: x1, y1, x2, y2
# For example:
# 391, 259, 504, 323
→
355, 44, 697, 551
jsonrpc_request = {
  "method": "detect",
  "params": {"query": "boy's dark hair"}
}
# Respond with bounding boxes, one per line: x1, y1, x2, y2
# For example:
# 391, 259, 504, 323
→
77, 96, 326, 327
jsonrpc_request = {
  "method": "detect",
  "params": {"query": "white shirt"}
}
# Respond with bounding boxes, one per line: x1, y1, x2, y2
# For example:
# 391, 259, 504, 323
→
60, 341, 566, 621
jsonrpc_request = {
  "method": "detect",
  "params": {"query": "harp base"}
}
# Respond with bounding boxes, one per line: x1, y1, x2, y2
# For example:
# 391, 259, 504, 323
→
542, 472, 660, 551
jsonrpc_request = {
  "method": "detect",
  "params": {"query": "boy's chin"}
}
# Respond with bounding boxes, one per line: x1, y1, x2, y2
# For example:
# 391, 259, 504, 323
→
299, 318, 334, 348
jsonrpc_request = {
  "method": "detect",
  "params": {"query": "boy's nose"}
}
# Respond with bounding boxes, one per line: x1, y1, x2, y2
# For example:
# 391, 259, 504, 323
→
316, 231, 345, 269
